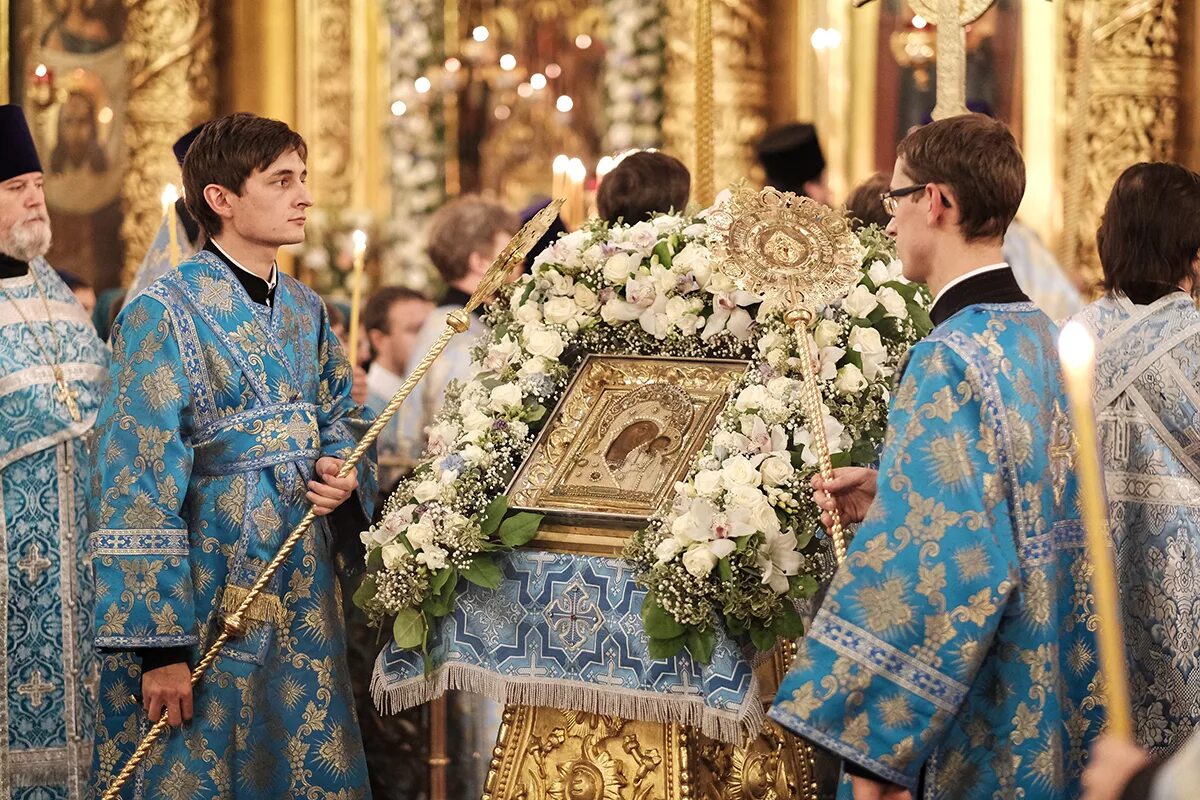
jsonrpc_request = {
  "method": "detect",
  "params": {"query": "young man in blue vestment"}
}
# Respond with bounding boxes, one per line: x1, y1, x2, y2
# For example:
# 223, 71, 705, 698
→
89, 113, 377, 798
769, 114, 1102, 799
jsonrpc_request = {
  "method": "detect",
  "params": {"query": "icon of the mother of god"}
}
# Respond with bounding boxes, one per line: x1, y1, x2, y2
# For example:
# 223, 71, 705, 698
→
562, 383, 693, 497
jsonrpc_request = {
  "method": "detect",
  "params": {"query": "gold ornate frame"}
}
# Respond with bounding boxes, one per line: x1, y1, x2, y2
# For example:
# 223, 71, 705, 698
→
509, 355, 749, 555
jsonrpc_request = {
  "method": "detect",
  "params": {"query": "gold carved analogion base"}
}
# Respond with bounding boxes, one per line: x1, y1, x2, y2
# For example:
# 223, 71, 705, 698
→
483, 706, 818, 800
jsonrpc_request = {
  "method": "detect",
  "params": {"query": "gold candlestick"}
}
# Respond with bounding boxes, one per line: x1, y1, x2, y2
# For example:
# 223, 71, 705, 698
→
347, 229, 368, 366
161, 184, 182, 267
1058, 320, 1132, 739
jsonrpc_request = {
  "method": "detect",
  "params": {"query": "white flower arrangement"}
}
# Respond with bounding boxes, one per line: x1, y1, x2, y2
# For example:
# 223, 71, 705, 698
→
354, 207, 931, 662
381, 0, 445, 294
603, 0, 666, 152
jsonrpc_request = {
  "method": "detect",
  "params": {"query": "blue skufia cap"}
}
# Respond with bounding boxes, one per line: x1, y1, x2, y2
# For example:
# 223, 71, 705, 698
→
0, 104, 43, 182
172, 122, 208, 166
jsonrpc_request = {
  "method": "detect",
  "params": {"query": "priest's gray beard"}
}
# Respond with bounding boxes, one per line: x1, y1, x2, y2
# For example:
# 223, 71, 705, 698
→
0, 215, 51, 262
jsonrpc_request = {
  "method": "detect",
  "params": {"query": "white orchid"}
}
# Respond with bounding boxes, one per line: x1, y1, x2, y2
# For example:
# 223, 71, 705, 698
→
756, 532, 803, 593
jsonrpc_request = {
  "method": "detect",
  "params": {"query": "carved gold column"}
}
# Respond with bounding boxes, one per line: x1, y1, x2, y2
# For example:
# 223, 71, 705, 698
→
1059, 0, 1181, 285
121, 0, 216, 284
296, 0, 355, 209
664, 0, 770, 190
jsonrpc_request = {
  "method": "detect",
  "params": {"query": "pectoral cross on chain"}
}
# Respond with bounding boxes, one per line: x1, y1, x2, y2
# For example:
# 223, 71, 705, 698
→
53, 366, 81, 423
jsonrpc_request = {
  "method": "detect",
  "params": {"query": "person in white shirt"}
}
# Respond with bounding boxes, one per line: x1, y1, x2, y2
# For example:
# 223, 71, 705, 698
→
363, 285, 433, 491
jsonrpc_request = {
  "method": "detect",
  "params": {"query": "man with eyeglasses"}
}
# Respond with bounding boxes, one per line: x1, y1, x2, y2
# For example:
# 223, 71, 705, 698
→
769, 114, 1102, 799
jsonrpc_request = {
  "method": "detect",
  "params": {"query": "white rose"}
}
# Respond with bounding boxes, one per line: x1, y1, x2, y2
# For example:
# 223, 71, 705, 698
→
760, 455, 794, 487
835, 363, 869, 394
842, 285, 879, 319
461, 408, 492, 433
746, 499, 782, 536
682, 546, 718, 578
518, 356, 551, 379
381, 542, 409, 570
603, 252, 640, 284
573, 284, 600, 312
867, 259, 891, 286
514, 302, 542, 325
721, 455, 761, 487
887, 259, 905, 281
848, 326, 888, 381
483, 337, 520, 372
488, 382, 524, 412
693, 469, 724, 497
413, 480, 440, 503
654, 537, 684, 564
416, 543, 448, 570
734, 384, 769, 413
543, 296, 579, 325
525, 327, 565, 359
757, 330, 784, 356
405, 520, 436, 550
600, 298, 642, 325
460, 444, 487, 464
665, 296, 703, 333
877, 286, 908, 319
813, 319, 842, 348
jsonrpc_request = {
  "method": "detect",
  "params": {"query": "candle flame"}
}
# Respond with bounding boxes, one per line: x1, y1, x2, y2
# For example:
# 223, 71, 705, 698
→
1058, 321, 1096, 376
552, 154, 570, 174
567, 158, 587, 182
352, 229, 368, 256
161, 184, 179, 208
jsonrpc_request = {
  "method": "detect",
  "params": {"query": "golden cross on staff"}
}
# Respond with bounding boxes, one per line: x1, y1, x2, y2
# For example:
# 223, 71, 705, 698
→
855, 0, 997, 120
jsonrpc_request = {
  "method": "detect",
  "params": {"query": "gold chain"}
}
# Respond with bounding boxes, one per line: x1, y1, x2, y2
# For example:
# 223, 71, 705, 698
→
0, 269, 81, 422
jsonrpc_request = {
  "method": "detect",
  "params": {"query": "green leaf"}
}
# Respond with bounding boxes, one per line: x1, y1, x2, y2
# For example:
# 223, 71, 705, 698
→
735, 534, 755, 552
772, 603, 806, 639
642, 595, 685, 640
717, 558, 733, 582
685, 628, 717, 664
352, 575, 377, 610
750, 626, 777, 652
790, 450, 809, 470
430, 566, 455, 595
850, 439, 879, 465
909, 303, 933, 336
523, 403, 547, 423
653, 241, 674, 269
366, 547, 383, 571
648, 633, 688, 660
392, 608, 426, 649
498, 512, 544, 548
790, 574, 819, 598
461, 556, 504, 589
866, 306, 887, 325
887, 280, 918, 301
829, 451, 852, 469
843, 349, 863, 370
479, 495, 509, 536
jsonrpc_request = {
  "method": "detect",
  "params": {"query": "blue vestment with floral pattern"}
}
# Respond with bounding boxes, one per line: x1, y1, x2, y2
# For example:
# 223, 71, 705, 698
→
770, 302, 1103, 798
88, 251, 376, 799
1072, 292, 1200, 757
0, 259, 108, 798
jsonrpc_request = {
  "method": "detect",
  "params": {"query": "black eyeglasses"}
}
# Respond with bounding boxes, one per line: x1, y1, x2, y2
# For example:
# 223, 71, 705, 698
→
880, 183, 952, 216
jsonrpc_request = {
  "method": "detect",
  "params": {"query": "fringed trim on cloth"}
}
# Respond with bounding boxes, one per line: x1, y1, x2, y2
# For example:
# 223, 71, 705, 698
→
370, 662, 764, 746
219, 585, 286, 625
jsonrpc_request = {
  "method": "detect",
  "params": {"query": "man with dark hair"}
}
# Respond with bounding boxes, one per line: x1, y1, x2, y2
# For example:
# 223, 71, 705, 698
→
364, 285, 432, 489
770, 114, 1101, 798
395, 194, 518, 462
755, 122, 831, 205
0, 103, 108, 800
596, 150, 691, 224
1069, 162, 1200, 768
844, 172, 892, 232
89, 112, 377, 798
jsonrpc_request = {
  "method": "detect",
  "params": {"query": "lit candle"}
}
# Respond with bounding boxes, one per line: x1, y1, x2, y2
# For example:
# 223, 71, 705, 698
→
161, 184, 182, 267
1058, 321, 1132, 739
552, 154, 569, 209
347, 230, 368, 367
566, 158, 587, 228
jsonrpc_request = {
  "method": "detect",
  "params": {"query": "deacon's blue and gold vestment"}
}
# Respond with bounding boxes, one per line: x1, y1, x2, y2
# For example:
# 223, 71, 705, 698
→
88, 248, 377, 799
770, 266, 1103, 798
0, 256, 108, 798
1072, 288, 1200, 757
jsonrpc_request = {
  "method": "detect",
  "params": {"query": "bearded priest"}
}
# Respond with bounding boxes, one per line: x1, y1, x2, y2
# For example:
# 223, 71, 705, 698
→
0, 104, 109, 797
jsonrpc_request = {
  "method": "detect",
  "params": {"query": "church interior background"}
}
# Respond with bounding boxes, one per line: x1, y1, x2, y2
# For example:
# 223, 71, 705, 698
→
3, 1, 1199, 798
